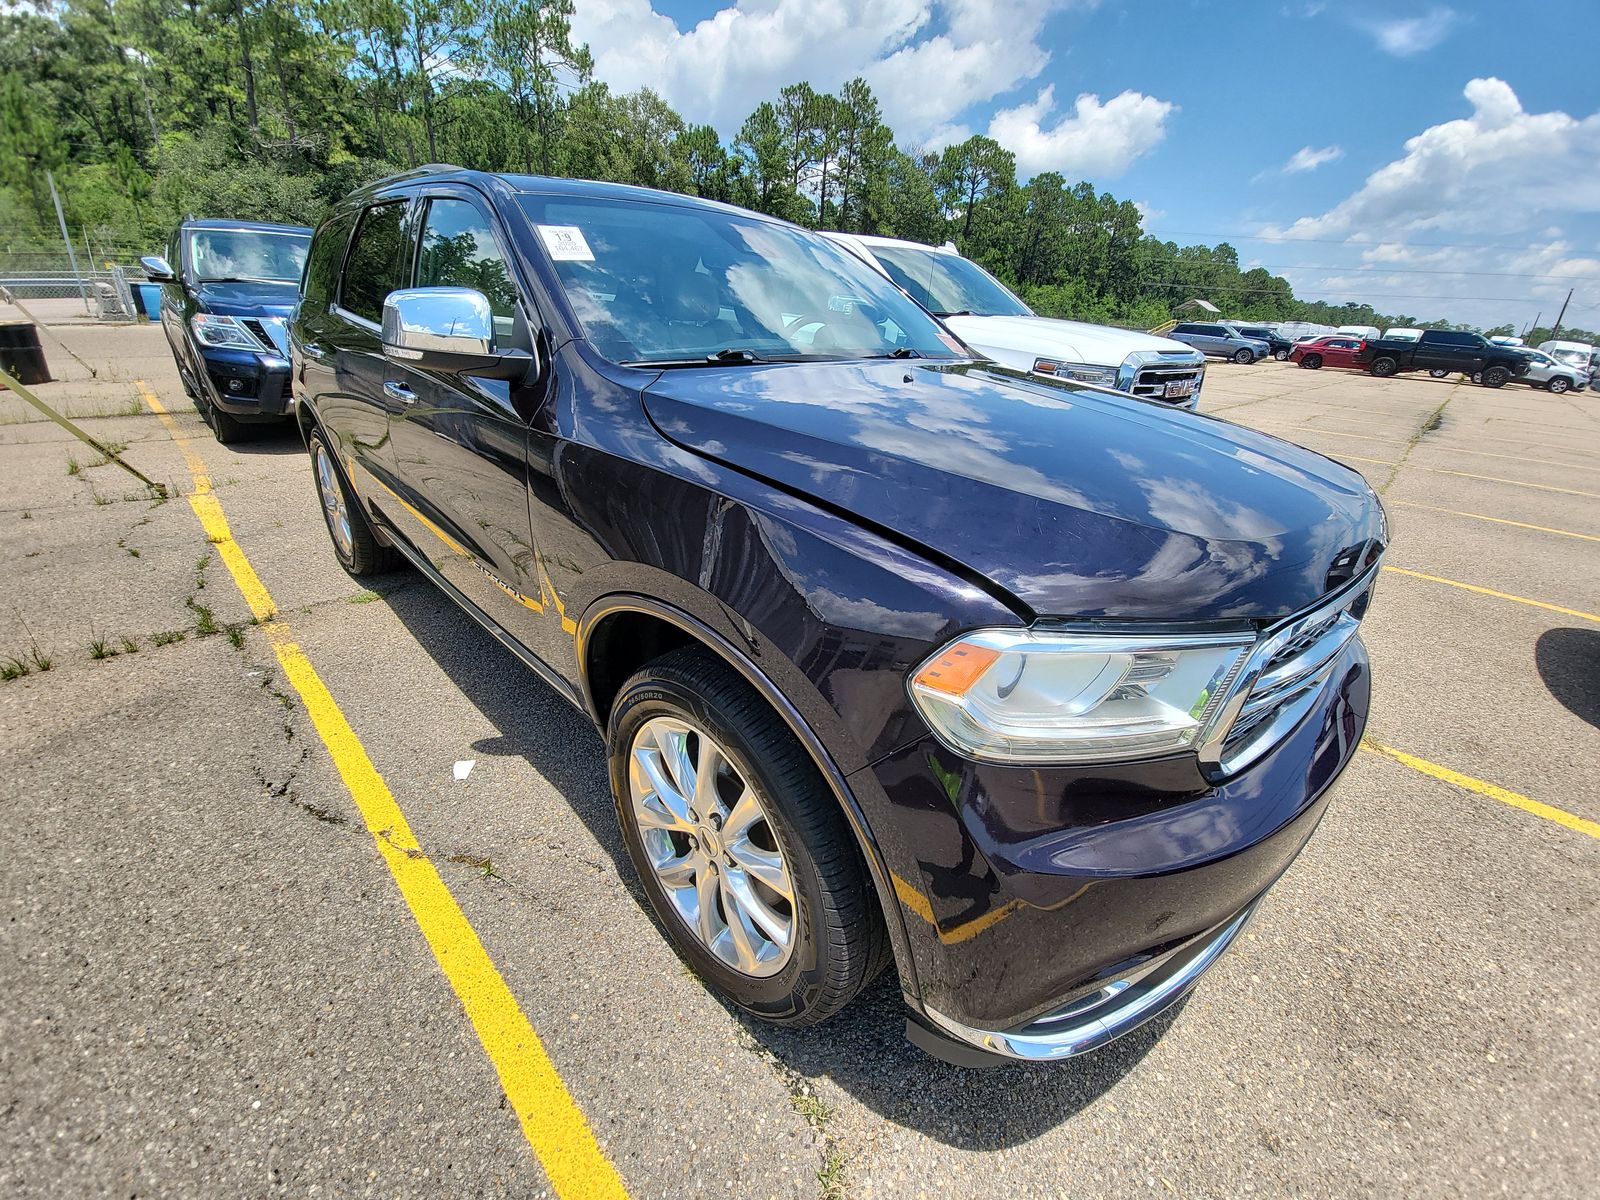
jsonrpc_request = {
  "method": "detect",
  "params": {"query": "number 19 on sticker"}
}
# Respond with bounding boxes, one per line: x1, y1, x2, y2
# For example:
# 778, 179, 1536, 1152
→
537, 225, 594, 262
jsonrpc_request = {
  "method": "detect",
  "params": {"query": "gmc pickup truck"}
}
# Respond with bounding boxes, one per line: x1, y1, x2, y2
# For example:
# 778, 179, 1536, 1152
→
1355, 328, 1529, 388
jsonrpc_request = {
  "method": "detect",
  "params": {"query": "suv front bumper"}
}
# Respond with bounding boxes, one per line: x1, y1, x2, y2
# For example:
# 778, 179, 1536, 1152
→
196, 345, 294, 419
855, 636, 1369, 1062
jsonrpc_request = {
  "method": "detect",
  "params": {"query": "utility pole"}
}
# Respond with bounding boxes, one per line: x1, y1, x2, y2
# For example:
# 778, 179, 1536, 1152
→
47, 169, 90, 315
1524, 312, 1540, 338
1549, 289, 1574, 343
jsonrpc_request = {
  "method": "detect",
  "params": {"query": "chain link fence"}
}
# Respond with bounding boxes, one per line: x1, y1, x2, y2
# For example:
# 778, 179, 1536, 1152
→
0, 239, 154, 321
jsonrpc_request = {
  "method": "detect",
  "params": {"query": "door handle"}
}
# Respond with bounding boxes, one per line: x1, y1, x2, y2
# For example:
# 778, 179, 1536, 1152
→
383, 381, 416, 405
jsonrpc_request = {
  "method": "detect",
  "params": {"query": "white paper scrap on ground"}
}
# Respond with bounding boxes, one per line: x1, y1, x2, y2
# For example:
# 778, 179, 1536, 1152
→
453, 759, 476, 781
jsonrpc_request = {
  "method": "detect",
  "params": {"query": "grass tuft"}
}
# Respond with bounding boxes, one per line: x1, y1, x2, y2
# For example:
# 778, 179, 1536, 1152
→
1, 655, 30, 681
29, 644, 53, 671
225, 624, 245, 650
151, 629, 186, 647
118, 635, 139, 655
88, 632, 116, 660
66, 456, 82, 476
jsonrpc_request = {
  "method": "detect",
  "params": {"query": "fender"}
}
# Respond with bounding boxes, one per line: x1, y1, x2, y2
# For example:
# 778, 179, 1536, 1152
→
576, 592, 921, 1005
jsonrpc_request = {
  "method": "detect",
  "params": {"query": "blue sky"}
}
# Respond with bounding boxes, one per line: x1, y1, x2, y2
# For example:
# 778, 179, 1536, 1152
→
571, 0, 1600, 330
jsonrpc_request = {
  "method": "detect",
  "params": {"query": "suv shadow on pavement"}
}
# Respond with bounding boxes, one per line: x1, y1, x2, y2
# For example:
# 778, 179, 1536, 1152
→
1535, 628, 1600, 730
377, 578, 1158, 1145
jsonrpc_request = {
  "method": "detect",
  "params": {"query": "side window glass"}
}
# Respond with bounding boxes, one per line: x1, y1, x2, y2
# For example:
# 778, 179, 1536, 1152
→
417, 198, 519, 321
302, 210, 357, 308
340, 201, 409, 324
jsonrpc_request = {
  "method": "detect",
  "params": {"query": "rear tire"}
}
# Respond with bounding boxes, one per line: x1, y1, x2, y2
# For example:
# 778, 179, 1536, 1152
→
608, 645, 888, 1026
1428, 369, 1450, 379
1301, 354, 1323, 370
306, 428, 398, 576
1370, 357, 1399, 377
1233, 348, 1255, 364
1273, 348, 1290, 361
1480, 365, 1510, 389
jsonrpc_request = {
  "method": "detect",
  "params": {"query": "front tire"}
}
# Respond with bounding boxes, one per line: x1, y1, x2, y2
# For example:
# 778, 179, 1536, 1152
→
307, 428, 397, 575
1548, 376, 1571, 394
1480, 365, 1510, 389
1233, 348, 1255, 364
608, 646, 887, 1026
1301, 354, 1323, 370
1428, 369, 1450, 379
1370, 357, 1400, 377
205, 400, 252, 445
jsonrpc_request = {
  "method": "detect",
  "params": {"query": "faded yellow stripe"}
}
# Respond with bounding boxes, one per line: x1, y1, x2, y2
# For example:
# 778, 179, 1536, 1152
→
1387, 502, 1600, 544
1382, 566, 1600, 624
1361, 741, 1600, 841
141, 381, 629, 1199
1339, 453, 1600, 499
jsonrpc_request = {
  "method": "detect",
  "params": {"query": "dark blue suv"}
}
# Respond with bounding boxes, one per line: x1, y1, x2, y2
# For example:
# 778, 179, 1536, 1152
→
290, 169, 1386, 1064
143, 219, 311, 443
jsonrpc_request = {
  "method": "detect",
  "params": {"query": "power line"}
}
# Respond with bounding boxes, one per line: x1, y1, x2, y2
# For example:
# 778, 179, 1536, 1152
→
1145, 227, 1582, 254
1247, 263, 1600, 281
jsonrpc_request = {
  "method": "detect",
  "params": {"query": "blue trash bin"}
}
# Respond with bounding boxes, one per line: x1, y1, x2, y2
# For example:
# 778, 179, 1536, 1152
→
135, 283, 163, 321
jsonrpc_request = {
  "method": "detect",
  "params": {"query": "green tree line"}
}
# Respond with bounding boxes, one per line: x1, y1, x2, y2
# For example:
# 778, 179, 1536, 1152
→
3, 0, 1580, 338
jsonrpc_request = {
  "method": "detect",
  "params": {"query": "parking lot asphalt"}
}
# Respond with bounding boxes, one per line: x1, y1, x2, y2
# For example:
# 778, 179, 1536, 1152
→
2, 321, 1596, 1199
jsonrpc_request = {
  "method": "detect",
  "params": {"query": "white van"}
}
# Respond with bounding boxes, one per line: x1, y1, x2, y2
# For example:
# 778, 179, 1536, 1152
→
1382, 328, 1425, 342
1538, 340, 1597, 380
1336, 325, 1383, 342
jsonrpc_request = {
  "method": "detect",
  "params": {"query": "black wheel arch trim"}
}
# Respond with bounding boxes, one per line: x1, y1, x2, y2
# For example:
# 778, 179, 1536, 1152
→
576, 592, 921, 1006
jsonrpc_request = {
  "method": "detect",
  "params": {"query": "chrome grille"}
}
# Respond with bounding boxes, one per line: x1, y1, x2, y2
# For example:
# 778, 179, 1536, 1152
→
1203, 571, 1376, 776
1132, 357, 1205, 403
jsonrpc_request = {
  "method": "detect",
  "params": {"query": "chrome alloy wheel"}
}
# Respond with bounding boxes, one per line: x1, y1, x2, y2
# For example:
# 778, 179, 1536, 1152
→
628, 716, 796, 977
313, 444, 354, 559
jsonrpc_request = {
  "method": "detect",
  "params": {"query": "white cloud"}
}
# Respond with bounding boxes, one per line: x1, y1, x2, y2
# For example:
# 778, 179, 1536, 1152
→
1133, 200, 1166, 223
986, 86, 1175, 179
570, 0, 1095, 142
1284, 144, 1343, 173
1262, 79, 1600, 242
1354, 6, 1459, 57
1260, 79, 1600, 326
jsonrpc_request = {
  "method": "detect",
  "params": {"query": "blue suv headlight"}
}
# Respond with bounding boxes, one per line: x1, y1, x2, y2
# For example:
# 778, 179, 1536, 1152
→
191, 313, 261, 350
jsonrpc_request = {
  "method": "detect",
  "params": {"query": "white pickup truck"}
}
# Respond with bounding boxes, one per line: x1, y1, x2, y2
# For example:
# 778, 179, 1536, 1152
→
821, 232, 1207, 410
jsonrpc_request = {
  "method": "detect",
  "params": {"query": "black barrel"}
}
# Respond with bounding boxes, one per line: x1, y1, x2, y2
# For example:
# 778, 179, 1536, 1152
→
0, 322, 52, 385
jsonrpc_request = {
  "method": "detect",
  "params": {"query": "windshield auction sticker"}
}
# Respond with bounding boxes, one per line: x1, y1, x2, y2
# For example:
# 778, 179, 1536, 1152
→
537, 225, 595, 262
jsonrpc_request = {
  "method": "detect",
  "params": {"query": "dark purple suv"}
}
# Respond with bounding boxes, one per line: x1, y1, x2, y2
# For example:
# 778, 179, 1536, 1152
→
290, 169, 1385, 1064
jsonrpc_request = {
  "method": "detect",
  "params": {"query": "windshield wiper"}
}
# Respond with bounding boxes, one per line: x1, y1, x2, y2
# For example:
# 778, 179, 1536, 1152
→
863, 347, 922, 359
932, 309, 976, 318
200, 276, 289, 285
625, 348, 828, 369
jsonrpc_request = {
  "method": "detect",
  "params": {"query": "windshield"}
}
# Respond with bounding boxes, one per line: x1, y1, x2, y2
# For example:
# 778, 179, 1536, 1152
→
516, 196, 966, 366
1550, 348, 1590, 368
188, 228, 309, 283
865, 243, 1032, 319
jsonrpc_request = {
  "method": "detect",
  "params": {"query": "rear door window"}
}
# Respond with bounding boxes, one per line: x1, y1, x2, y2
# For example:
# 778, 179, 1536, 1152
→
339, 201, 410, 324
303, 210, 357, 308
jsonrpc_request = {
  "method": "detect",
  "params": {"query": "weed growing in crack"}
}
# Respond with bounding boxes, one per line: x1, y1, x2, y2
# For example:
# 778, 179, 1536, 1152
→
225, 624, 245, 650
446, 853, 504, 881
348, 589, 381, 604
88, 632, 116, 660
151, 629, 187, 647
91, 440, 129, 464
187, 599, 219, 637
118, 635, 139, 655
1, 655, 30, 681
20, 511, 30, 519
28, 644, 52, 671
66, 456, 81, 476
91, 489, 111, 507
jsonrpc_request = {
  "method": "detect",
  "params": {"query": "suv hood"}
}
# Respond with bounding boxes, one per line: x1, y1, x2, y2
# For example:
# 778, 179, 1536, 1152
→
194, 280, 299, 319
643, 360, 1384, 621
944, 314, 1201, 368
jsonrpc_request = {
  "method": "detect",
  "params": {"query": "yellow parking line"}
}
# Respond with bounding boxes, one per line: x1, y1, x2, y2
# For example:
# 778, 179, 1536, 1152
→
1361, 741, 1600, 841
139, 383, 629, 1200
1387, 502, 1600, 543
1339, 454, 1600, 500
1382, 566, 1600, 624
1281, 426, 1600, 472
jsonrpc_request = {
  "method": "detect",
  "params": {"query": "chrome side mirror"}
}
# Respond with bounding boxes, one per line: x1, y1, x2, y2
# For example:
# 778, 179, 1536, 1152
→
140, 255, 175, 282
381, 287, 535, 381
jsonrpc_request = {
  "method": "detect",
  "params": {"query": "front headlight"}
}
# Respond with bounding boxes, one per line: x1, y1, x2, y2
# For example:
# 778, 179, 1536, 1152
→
190, 313, 259, 349
1034, 358, 1118, 387
909, 628, 1254, 764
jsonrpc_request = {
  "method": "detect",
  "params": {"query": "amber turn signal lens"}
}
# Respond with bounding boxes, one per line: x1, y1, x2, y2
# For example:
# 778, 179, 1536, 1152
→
913, 642, 1001, 696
